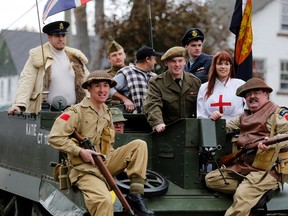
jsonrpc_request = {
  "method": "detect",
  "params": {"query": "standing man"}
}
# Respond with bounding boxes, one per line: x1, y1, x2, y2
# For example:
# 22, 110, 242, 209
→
110, 46, 162, 113
8, 21, 89, 114
181, 28, 213, 83
143, 46, 201, 133
49, 71, 154, 216
205, 78, 288, 216
106, 40, 126, 77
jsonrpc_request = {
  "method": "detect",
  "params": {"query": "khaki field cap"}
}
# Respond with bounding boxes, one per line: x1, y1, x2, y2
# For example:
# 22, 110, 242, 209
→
110, 107, 127, 123
107, 40, 123, 55
82, 70, 117, 89
236, 78, 273, 97
161, 46, 186, 61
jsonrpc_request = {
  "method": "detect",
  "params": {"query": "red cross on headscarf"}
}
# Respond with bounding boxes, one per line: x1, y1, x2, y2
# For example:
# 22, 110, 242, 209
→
210, 95, 232, 114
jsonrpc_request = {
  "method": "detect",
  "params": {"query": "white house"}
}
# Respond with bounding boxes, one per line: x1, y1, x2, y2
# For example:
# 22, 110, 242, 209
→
252, 0, 288, 106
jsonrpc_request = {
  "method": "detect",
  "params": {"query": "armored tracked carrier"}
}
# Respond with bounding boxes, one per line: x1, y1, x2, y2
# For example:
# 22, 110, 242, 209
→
0, 110, 288, 216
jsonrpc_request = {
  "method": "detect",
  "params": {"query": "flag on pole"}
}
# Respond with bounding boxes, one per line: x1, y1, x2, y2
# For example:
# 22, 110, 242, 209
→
42, 0, 91, 22
229, 0, 253, 81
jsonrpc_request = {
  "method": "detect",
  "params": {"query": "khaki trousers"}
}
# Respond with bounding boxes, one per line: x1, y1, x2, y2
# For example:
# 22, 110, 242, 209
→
75, 139, 148, 216
205, 169, 279, 216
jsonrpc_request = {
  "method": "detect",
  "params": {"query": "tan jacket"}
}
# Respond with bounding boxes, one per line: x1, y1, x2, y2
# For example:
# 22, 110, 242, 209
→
12, 42, 90, 113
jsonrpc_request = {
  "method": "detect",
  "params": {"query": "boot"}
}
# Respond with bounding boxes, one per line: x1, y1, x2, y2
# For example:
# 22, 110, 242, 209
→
126, 194, 155, 216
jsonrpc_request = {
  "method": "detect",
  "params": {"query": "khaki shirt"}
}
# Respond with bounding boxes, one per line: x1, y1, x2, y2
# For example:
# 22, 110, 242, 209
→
49, 97, 115, 183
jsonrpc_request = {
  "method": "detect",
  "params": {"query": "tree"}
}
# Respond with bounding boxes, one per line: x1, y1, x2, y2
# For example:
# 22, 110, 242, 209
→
74, 0, 232, 70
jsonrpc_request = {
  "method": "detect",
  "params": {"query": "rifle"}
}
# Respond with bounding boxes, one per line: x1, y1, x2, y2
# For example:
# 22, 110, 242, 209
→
220, 134, 288, 166
73, 131, 135, 216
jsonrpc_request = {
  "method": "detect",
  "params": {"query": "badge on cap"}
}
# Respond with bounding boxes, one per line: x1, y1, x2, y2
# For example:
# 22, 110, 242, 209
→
191, 30, 198, 37
59, 23, 64, 30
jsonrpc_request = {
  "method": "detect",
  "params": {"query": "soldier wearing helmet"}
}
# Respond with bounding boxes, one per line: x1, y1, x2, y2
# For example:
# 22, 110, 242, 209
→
181, 28, 213, 83
49, 70, 154, 216
205, 78, 288, 216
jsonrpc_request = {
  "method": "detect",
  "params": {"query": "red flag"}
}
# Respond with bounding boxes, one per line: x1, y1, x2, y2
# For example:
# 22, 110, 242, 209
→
230, 0, 253, 81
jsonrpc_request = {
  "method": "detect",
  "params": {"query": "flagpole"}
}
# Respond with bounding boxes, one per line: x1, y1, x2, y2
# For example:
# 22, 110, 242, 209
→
146, 0, 153, 49
35, 0, 46, 69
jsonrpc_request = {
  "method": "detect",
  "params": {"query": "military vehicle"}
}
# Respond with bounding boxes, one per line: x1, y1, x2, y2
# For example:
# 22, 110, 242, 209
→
0, 107, 288, 216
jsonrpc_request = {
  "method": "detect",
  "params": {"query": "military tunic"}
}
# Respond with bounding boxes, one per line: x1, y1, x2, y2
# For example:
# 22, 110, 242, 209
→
205, 102, 288, 216
184, 53, 213, 83
49, 97, 148, 216
143, 70, 201, 129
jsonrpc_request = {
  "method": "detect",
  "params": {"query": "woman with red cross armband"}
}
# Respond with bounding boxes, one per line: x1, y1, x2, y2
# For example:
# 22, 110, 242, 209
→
197, 50, 245, 123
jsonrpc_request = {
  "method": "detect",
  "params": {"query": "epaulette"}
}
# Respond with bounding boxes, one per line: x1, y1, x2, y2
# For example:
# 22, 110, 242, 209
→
279, 106, 288, 117
67, 106, 78, 113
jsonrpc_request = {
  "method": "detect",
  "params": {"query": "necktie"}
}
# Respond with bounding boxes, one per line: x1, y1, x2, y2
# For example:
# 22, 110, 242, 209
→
175, 78, 181, 87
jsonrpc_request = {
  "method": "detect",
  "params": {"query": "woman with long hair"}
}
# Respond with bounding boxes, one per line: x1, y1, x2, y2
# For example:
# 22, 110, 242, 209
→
197, 50, 245, 122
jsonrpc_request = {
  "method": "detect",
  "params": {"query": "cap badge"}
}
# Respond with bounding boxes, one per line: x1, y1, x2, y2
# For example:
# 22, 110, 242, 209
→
191, 30, 198, 37
59, 23, 64, 30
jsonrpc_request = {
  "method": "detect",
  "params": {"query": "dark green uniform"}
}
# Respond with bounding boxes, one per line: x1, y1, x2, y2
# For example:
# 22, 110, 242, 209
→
143, 70, 201, 130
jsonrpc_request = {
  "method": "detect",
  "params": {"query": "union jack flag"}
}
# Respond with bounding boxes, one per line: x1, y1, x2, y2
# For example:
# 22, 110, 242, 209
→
42, 0, 91, 22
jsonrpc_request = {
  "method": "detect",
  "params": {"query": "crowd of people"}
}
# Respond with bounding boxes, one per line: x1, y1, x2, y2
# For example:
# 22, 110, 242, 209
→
7, 20, 288, 216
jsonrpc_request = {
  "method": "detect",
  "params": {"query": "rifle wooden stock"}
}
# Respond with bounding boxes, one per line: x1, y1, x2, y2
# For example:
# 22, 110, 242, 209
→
220, 134, 288, 166
73, 131, 135, 216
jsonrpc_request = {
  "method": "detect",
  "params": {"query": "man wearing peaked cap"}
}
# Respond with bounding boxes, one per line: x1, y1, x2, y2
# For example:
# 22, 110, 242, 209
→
205, 77, 288, 215
106, 40, 126, 77
110, 46, 162, 113
143, 46, 201, 133
181, 27, 213, 83
49, 69, 155, 216
8, 20, 90, 114
42, 21, 70, 35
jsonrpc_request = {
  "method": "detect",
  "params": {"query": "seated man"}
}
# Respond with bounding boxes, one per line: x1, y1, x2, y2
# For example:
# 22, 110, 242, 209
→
110, 107, 127, 134
49, 71, 154, 216
143, 46, 201, 133
205, 78, 288, 216
109, 46, 162, 113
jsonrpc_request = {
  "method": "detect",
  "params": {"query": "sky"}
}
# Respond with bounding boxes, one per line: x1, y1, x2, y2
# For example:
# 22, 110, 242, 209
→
0, 0, 65, 32
0, 0, 99, 34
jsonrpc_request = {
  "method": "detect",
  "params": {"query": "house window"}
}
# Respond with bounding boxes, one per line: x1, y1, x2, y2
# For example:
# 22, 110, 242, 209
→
280, 60, 288, 92
281, 0, 288, 31
252, 58, 265, 80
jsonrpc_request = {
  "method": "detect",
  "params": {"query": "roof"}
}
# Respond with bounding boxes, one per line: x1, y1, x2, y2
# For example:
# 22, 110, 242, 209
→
0, 30, 47, 74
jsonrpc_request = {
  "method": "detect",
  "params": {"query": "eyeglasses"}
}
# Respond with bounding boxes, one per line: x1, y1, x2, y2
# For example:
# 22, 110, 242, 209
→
245, 90, 263, 98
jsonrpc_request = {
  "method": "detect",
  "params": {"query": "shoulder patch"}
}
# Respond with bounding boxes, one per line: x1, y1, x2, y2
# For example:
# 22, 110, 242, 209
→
279, 107, 288, 117
59, 113, 70, 121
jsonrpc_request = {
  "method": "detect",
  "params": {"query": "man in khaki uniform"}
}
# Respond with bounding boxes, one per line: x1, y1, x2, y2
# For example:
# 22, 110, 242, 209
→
49, 71, 154, 216
8, 21, 89, 114
106, 40, 126, 77
205, 78, 288, 216
143, 46, 201, 132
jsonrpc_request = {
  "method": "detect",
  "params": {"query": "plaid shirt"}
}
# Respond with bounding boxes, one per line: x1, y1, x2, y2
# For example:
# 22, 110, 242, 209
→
117, 64, 156, 113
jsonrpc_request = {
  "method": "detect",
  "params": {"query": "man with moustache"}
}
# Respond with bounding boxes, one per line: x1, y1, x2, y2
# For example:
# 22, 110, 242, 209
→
205, 78, 288, 216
